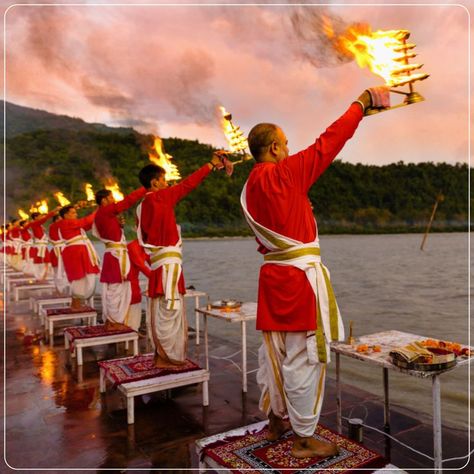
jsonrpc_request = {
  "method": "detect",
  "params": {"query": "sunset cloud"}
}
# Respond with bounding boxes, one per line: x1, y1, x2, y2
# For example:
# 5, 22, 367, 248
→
3, 2, 471, 165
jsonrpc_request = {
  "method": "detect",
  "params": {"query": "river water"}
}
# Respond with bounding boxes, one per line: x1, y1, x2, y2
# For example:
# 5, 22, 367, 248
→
98, 232, 472, 429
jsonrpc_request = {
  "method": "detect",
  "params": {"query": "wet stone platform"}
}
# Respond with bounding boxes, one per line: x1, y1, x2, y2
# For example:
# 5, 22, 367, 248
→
2, 293, 473, 473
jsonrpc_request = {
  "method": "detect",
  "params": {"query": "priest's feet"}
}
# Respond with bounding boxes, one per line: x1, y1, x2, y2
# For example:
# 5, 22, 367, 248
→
153, 354, 186, 369
266, 413, 291, 441
291, 436, 339, 459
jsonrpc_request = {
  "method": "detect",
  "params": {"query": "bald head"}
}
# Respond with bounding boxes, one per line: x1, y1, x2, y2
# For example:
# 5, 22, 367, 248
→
248, 123, 289, 163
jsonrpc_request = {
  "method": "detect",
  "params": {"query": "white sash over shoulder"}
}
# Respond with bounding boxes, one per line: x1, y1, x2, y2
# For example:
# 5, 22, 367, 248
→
136, 202, 183, 311
240, 182, 344, 363
92, 223, 130, 280
34, 233, 49, 259
60, 228, 100, 268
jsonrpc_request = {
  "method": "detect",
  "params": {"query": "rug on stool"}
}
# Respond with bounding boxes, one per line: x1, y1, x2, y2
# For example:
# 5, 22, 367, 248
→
47, 306, 94, 316
64, 324, 134, 343
98, 354, 202, 387
202, 424, 386, 474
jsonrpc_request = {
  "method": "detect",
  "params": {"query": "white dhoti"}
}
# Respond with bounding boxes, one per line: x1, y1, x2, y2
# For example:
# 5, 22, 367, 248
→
258, 331, 326, 437
125, 303, 142, 331
101, 281, 132, 325
71, 274, 96, 300
149, 295, 187, 363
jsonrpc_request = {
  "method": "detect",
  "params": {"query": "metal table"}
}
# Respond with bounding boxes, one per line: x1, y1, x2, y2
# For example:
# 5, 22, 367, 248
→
196, 302, 256, 393
184, 289, 207, 345
331, 330, 472, 473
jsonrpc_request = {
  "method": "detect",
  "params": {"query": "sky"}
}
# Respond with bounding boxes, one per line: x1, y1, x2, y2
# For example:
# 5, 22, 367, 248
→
2, 0, 471, 166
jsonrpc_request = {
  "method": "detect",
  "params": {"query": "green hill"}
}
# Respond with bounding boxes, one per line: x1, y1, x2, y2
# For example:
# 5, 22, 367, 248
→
3, 102, 470, 236
1, 101, 133, 139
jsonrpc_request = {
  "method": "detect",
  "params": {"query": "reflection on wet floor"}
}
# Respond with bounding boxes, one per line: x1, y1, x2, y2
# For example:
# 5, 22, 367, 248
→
3, 296, 474, 472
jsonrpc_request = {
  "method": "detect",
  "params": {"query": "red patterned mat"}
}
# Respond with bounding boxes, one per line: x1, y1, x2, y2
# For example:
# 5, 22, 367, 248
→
98, 354, 202, 387
202, 424, 386, 474
64, 325, 134, 343
47, 306, 95, 316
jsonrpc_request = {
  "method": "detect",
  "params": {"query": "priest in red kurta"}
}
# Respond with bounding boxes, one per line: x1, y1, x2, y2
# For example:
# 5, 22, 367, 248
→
126, 239, 151, 331
57, 205, 99, 308
137, 154, 225, 367
19, 222, 34, 276
49, 215, 69, 294
93, 186, 146, 330
28, 209, 58, 280
241, 90, 380, 459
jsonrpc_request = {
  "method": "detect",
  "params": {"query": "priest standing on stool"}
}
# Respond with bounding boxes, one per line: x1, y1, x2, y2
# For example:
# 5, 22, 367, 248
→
57, 204, 99, 309
93, 187, 146, 330
137, 153, 226, 368
240, 88, 388, 459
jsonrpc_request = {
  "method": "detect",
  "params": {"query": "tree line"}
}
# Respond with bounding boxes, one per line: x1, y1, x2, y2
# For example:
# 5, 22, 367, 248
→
5, 128, 470, 237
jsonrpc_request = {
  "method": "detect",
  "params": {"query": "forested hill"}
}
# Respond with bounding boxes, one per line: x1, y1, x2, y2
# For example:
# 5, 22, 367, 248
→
4, 105, 470, 236
1, 101, 133, 139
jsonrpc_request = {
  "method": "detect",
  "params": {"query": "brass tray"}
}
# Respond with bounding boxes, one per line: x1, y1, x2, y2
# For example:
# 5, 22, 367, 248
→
390, 347, 457, 371
210, 300, 242, 310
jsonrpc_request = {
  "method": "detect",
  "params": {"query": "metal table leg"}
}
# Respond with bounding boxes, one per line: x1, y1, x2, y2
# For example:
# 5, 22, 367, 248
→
383, 367, 390, 429
195, 295, 200, 345
242, 320, 247, 393
336, 352, 342, 433
433, 375, 442, 472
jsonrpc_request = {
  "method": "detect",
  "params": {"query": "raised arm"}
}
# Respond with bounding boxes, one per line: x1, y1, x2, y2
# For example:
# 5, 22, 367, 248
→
61, 210, 97, 231
281, 103, 363, 192
111, 187, 147, 214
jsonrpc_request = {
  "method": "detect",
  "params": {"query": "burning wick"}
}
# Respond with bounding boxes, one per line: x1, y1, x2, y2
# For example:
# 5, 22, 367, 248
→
54, 192, 71, 206
329, 24, 430, 115
219, 106, 252, 165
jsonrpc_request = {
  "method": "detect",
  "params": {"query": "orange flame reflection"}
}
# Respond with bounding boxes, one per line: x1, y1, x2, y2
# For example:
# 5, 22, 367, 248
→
148, 137, 181, 181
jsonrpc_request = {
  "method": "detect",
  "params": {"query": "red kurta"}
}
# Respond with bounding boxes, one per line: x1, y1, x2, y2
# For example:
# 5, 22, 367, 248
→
7, 228, 21, 254
29, 211, 56, 263
20, 228, 32, 259
139, 164, 211, 298
127, 239, 151, 304
48, 221, 61, 267
94, 187, 146, 283
245, 103, 363, 331
57, 211, 99, 282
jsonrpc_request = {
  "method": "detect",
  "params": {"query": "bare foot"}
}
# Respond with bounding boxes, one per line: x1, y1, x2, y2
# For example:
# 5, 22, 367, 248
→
104, 320, 130, 331
70, 297, 83, 310
267, 411, 291, 441
291, 435, 339, 459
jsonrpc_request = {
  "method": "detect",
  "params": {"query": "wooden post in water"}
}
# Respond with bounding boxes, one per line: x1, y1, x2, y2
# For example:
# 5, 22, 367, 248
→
420, 193, 444, 251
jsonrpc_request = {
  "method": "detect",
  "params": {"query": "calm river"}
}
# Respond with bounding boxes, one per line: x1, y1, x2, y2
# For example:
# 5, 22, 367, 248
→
98, 232, 472, 429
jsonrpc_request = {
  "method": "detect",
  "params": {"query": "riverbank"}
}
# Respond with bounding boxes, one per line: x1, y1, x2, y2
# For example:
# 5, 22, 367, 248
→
3, 294, 473, 472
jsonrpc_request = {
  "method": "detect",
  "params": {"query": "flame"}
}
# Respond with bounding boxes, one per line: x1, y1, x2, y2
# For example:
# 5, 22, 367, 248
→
148, 137, 181, 181
105, 180, 124, 202
328, 22, 428, 87
37, 200, 48, 214
219, 106, 248, 153
54, 192, 71, 206
18, 209, 29, 220
29, 203, 38, 213
84, 183, 95, 201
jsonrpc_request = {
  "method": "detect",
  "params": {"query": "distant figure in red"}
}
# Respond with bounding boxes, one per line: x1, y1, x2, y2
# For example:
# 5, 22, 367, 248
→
57, 204, 99, 309
93, 187, 146, 330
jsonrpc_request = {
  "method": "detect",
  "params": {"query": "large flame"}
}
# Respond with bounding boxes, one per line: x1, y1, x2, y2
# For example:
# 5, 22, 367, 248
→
105, 180, 124, 202
54, 192, 71, 206
84, 183, 95, 201
18, 209, 29, 220
329, 22, 428, 87
148, 137, 181, 181
219, 106, 248, 153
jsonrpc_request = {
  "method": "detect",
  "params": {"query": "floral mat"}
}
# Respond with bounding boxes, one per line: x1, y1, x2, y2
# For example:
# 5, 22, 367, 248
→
202, 424, 386, 474
64, 324, 135, 344
47, 306, 95, 316
98, 354, 202, 387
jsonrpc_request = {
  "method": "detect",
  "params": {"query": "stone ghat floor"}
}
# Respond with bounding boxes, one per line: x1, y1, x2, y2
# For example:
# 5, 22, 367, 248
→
2, 295, 473, 473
